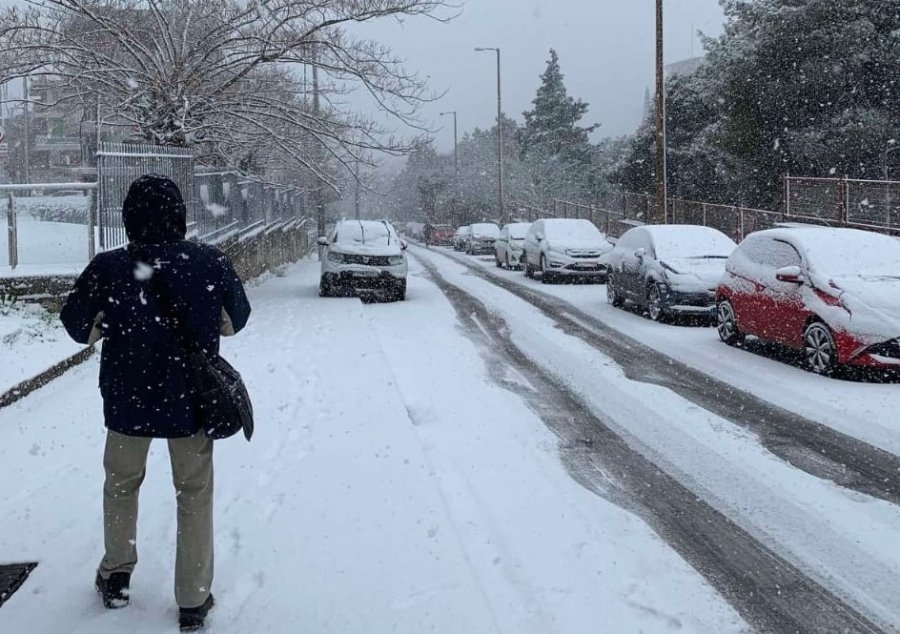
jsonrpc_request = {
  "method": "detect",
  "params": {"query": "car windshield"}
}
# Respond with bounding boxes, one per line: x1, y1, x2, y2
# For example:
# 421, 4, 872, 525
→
650, 227, 737, 260
337, 221, 394, 246
801, 230, 900, 279
543, 219, 603, 242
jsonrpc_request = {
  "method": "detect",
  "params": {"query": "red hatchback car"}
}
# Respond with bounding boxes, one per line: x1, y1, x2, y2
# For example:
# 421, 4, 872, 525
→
716, 226, 900, 374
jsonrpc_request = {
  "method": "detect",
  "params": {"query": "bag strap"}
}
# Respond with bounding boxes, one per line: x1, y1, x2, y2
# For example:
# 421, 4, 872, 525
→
128, 244, 201, 354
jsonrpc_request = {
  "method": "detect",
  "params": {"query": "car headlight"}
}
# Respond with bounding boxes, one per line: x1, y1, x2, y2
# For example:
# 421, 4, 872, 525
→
388, 255, 405, 266
327, 251, 344, 263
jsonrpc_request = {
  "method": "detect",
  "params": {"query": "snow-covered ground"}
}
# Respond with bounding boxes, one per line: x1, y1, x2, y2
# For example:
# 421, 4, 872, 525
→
411, 245, 900, 631
0, 301, 85, 394
1, 212, 91, 272
431, 246, 900, 456
0, 259, 749, 634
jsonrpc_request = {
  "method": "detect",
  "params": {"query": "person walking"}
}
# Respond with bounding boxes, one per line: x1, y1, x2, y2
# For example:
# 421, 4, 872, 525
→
61, 174, 251, 631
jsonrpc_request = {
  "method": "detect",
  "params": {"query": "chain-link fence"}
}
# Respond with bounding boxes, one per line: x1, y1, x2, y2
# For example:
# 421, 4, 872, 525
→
785, 176, 900, 233
511, 192, 783, 242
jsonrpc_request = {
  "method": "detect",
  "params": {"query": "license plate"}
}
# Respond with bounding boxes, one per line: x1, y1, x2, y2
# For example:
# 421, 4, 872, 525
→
353, 270, 379, 277
575, 263, 596, 269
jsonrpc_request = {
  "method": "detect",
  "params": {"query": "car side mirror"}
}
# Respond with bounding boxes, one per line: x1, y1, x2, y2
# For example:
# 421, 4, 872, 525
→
317, 236, 329, 247
775, 265, 803, 284
635, 247, 646, 259
400, 240, 408, 251
535, 233, 544, 242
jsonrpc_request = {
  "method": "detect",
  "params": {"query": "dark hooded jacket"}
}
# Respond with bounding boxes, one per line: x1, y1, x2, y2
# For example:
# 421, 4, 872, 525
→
61, 175, 251, 438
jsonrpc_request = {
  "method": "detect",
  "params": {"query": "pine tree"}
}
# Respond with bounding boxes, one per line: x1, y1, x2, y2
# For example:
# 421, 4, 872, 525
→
520, 49, 599, 204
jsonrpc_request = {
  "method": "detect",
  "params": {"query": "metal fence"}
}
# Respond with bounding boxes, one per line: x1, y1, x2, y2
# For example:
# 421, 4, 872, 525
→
2, 183, 97, 272
786, 176, 900, 233
96, 142, 305, 250
3, 143, 307, 271
97, 143, 196, 249
513, 192, 782, 242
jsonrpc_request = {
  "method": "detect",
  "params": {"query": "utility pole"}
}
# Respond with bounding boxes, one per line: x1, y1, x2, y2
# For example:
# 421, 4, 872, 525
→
476, 47, 504, 224
654, 0, 667, 224
440, 111, 458, 172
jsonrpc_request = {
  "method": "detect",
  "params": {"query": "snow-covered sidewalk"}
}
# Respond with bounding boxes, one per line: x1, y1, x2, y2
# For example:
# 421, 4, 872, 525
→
0, 259, 747, 633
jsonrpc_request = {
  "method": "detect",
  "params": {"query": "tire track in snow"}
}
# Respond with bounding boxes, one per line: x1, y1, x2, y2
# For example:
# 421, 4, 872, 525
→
418, 245, 900, 509
411, 250, 886, 634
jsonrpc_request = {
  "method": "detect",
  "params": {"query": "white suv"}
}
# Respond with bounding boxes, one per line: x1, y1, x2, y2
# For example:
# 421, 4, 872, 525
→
523, 218, 613, 283
319, 220, 408, 300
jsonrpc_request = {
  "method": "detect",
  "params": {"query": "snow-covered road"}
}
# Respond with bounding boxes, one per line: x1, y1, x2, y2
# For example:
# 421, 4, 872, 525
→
0, 258, 751, 634
428, 245, 900, 456
409, 245, 900, 633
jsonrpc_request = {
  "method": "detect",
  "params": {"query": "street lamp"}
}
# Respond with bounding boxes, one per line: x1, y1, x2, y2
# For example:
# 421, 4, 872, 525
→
475, 47, 505, 224
439, 111, 458, 172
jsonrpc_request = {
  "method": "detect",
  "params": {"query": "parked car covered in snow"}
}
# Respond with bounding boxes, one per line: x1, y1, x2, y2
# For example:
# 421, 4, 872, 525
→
453, 225, 470, 251
523, 218, 613, 283
494, 222, 531, 269
425, 223, 455, 247
466, 222, 501, 255
318, 220, 408, 300
716, 226, 900, 374
606, 225, 737, 321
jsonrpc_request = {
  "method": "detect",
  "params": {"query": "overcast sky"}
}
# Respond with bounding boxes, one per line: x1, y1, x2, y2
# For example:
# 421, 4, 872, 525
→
355, 0, 725, 152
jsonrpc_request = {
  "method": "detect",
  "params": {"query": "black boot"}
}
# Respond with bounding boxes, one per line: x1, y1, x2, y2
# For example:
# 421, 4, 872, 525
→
94, 571, 130, 609
179, 594, 215, 631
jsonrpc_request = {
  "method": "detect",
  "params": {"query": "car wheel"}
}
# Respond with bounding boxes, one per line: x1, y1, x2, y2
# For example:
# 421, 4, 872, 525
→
525, 258, 534, 278
540, 255, 553, 284
607, 277, 624, 308
496, 253, 503, 268
804, 321, 837, 375
646, 282, 667, 322
716, 300, 744, 345
319, 276, 333, 298
506, 253, 512, 270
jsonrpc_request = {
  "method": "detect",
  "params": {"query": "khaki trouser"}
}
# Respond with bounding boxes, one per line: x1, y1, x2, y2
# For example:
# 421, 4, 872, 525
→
98, 429, 214, 609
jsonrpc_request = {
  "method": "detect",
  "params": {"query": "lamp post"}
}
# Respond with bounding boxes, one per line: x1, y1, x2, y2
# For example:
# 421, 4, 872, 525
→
439, 111, 458, 172
475, 47, 505, 224
654, 0, 667, 224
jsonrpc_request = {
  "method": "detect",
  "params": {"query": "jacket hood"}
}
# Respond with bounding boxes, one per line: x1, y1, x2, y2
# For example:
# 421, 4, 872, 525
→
122, 174, 188, 244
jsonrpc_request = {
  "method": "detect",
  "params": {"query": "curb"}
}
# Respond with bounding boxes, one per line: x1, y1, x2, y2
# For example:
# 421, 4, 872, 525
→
0, 346, 95, 410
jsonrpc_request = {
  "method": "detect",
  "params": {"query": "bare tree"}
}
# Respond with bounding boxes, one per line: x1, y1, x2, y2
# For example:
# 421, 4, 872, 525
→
0, 0, 449, 189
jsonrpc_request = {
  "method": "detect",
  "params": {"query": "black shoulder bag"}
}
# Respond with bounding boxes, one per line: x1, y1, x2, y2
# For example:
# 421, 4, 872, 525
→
135, 249, 254, 441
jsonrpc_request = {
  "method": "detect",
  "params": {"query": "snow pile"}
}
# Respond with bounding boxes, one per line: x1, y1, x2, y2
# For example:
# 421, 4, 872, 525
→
0, 299, 84, 394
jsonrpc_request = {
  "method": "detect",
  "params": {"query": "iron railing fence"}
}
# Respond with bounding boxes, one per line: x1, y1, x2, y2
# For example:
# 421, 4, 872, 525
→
97, 143, 196, 249
3, 144, 306, 271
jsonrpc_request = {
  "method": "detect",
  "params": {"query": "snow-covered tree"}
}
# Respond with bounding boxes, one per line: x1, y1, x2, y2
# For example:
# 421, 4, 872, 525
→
618, 0, 900, 207
0, 0, 450, 190
519, 49, 598, 204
